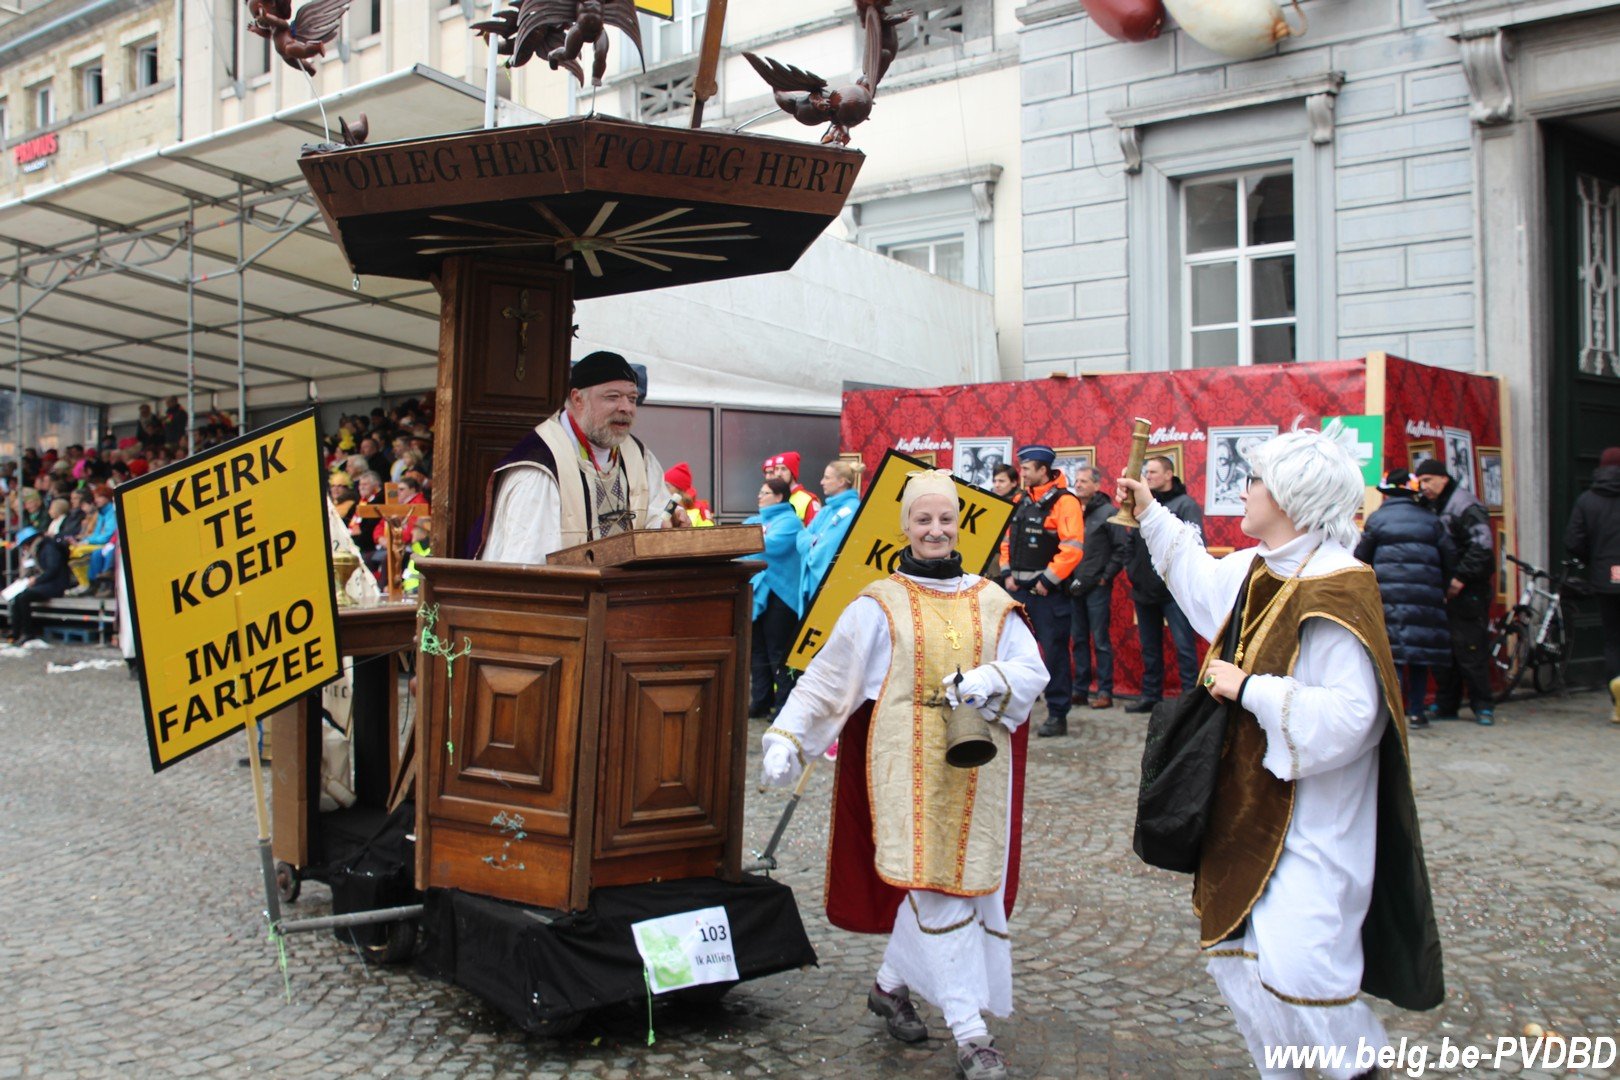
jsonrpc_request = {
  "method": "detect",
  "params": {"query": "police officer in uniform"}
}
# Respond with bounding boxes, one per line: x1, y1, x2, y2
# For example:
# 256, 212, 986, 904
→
999, 444, 1086, 736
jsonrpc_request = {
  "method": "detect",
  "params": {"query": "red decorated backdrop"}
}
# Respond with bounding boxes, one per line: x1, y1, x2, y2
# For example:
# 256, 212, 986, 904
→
838, 355, 1508, 698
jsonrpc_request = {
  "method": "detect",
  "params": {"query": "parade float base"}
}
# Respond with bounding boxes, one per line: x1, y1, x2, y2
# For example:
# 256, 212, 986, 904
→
415, 875, 818, 1035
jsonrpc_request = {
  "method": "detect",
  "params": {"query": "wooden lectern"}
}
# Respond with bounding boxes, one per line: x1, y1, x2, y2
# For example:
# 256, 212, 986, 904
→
412, 526, 763, 911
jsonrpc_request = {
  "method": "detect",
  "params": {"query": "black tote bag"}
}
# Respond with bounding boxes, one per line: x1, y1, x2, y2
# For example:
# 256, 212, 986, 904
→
1132, 567, 1253, 874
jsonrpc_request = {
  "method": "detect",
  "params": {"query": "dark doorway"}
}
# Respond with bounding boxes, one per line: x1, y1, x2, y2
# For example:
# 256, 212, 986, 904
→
1546, 118, 1620, 684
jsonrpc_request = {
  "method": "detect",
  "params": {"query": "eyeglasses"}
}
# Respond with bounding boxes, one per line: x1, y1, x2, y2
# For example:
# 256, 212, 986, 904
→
1245, 474, 1264, 489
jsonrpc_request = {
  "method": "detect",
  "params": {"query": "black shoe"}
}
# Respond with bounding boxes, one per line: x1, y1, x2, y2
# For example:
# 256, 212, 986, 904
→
1124, 698, 1159, 715
1406, 713, 1429, 730
1036, 716, 1067, 737
867, 983, 928, 1043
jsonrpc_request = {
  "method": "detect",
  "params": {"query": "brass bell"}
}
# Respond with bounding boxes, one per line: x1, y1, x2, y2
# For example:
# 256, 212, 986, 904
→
944, 699, 998, 769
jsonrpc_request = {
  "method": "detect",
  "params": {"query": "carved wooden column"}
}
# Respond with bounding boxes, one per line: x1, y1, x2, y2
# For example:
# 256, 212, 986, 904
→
430, 257, 573, 558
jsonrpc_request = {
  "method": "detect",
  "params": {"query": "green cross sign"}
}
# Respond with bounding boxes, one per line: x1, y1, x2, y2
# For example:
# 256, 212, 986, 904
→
1324, 414, 1384, 485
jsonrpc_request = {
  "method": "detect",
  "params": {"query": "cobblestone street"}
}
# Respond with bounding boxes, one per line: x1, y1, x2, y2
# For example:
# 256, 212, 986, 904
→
1, 643, 1616, 1078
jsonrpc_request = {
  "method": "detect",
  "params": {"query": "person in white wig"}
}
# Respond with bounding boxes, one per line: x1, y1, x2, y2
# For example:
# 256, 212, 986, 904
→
1116, 422, 1443, 1079
760, 469, 1048, 1080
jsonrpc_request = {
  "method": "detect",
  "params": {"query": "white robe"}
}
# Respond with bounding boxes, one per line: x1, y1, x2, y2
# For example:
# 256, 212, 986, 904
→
481, 420, 668, 565
766, 572, 1048, 1038
1136, 500, 1389, 1079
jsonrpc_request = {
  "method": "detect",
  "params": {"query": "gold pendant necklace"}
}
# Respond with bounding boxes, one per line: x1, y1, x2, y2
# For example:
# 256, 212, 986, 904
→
906, 578, 967, 650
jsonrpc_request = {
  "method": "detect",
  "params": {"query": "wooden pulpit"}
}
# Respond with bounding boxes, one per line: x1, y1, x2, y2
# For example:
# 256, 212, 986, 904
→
412, 526, 764, 911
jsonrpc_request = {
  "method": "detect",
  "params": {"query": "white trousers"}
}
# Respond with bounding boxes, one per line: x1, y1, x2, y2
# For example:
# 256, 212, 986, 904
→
876, 888, 1013, 1041
1208, 948, 1387, 1080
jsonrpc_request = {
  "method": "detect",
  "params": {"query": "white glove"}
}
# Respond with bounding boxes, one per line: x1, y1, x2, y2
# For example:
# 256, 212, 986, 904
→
942, 667, 999, 710
760, 738, 801, 788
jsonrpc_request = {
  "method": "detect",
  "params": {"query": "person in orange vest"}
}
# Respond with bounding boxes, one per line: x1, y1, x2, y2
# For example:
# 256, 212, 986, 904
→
998, 445, 1085, 737
663, 461, 715, 527
763, 451, 820, 525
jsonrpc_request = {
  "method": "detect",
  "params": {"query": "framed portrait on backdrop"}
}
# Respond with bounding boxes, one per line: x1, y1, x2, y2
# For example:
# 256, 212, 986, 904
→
1205, 426, 1278, 515
952, 438, 1013, 490
1476, 447, 1504, 511
1052, 446, 1096, 488
1495, 521, 1509, 604
1405, 439, 1436, 471
1443, 427, 1475, 493
905, 451, 936, 466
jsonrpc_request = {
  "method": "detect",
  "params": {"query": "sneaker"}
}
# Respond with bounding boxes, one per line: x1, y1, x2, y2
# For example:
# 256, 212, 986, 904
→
1476, 709, 1495, 726
1088, 693, 1113, 709
1426, 704, 1460, 721
1124, 698, 1158, 715
1036, 716, 1067, 738
866, 983, 928, 1043
824, 739, 839, 761
956, 1036, 1008, 1080
1406, 713, 1429, 730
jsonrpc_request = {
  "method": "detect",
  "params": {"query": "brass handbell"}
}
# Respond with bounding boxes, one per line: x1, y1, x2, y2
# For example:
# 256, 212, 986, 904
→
943, 670, 997, 769
1108, 417, 1154, 529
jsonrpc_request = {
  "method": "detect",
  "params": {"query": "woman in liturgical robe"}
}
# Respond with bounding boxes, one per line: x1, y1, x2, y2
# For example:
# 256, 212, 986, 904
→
760, 470, 1049, 1080
1117, 424, 1443, 1080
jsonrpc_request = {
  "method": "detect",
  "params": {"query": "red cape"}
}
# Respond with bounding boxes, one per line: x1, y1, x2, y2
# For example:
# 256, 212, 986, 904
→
824, 702, 1029, 934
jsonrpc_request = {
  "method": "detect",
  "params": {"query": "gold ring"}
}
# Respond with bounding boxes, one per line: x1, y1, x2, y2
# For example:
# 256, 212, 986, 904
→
1202, 674, 1216, 688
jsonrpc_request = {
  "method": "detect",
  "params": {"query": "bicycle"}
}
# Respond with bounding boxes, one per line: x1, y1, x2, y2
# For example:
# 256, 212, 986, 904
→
1487, 555, 1586, 701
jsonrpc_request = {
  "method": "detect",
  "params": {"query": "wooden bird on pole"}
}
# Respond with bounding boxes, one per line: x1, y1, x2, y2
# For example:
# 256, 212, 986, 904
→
742, 0, 913, 146
471, 0, 645, 86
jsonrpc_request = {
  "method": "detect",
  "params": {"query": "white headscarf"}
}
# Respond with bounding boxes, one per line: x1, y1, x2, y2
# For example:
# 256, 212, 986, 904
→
899, 469, 958, 531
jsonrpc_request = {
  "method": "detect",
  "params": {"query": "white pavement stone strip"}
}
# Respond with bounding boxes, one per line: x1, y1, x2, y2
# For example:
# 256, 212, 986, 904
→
0, 642, 1616, 1078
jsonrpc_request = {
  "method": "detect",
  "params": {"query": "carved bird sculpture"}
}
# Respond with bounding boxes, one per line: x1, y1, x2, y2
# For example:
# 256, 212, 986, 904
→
743, 0, 913, 146
472, 0, 643, 86
247, 0, 353, 75
339, 113, 368, 146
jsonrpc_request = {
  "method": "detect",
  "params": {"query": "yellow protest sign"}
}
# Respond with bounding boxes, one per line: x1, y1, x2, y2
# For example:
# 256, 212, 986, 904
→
116, 412, 342, 772
635, 0, 674, 17
787, 449, 1015, 671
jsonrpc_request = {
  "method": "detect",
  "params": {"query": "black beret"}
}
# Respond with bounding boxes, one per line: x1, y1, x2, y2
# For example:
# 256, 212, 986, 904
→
569, 351, 639, 391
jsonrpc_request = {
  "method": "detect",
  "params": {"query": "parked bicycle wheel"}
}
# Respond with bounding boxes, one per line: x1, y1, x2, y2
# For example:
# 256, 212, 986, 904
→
1488, 610, 1532, 702
1531, 608, 1568, 694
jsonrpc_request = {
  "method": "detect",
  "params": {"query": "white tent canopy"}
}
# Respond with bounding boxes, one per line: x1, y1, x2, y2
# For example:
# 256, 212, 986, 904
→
0, 64, 995, 425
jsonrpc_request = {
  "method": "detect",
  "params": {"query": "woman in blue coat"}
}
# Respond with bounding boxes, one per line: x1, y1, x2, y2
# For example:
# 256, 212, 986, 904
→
1354, 469, 1457, 728
797, 458, 863, 612
750, 477, 805, 719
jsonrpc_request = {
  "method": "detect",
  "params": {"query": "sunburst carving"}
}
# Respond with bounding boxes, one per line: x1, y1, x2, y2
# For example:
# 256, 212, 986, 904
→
411, 200, 759, 277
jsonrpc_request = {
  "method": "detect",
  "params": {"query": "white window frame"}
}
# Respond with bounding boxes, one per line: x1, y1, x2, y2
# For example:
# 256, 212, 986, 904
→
863, 214, 984, 290
633, 0, 704, 68
0, 99, 8, 144
77, 61, 105, 112
350, 0, 383, 42
1179, 167, 1297, 368
1125, 115, 1334, 371
30, 81, 54, 130
131, 39, 160, 89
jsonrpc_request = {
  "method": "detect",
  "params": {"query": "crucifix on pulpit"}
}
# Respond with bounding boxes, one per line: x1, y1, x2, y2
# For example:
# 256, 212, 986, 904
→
501, 288, 545, 382
354, 500, 424, 598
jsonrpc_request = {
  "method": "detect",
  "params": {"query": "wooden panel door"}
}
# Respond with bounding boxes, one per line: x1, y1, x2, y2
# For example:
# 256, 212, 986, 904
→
594, 640, 737, 867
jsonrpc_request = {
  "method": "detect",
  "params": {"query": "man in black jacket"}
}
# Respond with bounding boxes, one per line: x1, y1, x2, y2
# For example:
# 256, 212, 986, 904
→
1415, 458, 1496, 725
1565, 446, 1620, 723
1121, 456, 1204, 713
1067, 465, 1127, 711
6, 527, 72, 644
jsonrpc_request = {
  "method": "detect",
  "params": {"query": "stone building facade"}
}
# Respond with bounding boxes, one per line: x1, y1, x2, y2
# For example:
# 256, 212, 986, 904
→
1015, 0, 1620, 575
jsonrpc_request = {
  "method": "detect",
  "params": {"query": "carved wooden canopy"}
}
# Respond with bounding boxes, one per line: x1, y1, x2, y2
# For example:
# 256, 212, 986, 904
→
301, 116, 864, 298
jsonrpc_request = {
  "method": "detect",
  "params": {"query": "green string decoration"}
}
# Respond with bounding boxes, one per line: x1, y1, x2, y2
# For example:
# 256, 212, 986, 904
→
643, 966, 657, 1046
419, 603, 472, 765
267, 923, 292, 1002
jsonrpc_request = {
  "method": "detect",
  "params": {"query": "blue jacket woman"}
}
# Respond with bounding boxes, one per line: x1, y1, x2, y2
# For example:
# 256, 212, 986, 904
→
749, 481, 805, 717
1355, 479, 1455, 668
798, 482, 860, 611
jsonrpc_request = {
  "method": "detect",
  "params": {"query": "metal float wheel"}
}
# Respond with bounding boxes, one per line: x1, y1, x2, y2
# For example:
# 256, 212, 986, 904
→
274, 861, 301, 903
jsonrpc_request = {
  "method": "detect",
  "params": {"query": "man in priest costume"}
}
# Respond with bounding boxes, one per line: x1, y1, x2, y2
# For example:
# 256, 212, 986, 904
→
760, 470, 1049, 1080
1116, 423, 1443, 1080
475, 351, 685, 562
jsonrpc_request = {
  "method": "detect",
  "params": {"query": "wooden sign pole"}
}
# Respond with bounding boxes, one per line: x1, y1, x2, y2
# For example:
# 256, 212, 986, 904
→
689, 0, 729, 127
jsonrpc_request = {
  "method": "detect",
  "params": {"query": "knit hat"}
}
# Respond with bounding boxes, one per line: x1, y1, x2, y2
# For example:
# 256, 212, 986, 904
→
1600, 447, 1620, 468
1377, 468, 1415, 494
762, 452, 801, 479
128, 459, 149, 477
1016, 444, 1056, 465
569, 350, 639, 390
664, 462, 694, 492
900, 469, 958, 531
1412, 458, 1448, 478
